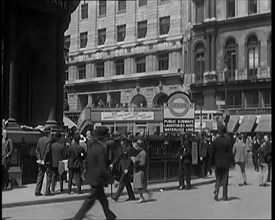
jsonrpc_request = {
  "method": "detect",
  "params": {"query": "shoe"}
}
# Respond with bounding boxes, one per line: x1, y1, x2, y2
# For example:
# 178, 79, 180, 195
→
214, 193, 218, 201
76, 191, 82, 194
67, 191, 72, 194
126, 197, 136, 201
259, 184, 264, 187
111, 197, 118, 202
137, 198, 145, 203
44, 191, 53, 196
35, 192, 43, 196
179, 186, 185, 190
243, 182, 247, 185
238, 183, 243, 186
222, 197, 230, 201
185, 186, 191, 190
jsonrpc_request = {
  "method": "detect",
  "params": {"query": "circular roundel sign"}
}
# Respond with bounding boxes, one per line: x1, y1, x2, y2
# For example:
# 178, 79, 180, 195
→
167, 93, 192, 117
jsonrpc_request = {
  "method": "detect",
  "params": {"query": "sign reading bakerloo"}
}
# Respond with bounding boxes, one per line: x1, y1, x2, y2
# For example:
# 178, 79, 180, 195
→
163, 92, 195, 134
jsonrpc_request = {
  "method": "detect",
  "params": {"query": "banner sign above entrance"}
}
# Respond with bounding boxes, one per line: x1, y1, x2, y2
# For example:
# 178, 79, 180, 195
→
101, 112, 154, 121
163, 92, 195, 134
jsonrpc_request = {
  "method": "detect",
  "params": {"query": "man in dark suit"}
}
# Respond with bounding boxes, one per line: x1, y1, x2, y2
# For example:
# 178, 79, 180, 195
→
67, 133, 87, 194
34, 127, 53, 196
263, 135, 272, 182
199, 133, 210, 177
51, 131, 66, 193
211, 123, 234, 201
110, 136, 136, 201
73, 126, 116, 220
2, 129, 14, 189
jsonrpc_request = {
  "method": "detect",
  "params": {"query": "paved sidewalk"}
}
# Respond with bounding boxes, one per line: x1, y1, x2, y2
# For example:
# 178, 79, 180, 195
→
2, 175, 215, 208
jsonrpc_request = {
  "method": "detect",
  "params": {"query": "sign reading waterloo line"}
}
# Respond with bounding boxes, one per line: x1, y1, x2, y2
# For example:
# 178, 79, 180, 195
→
163, 92, 195, 133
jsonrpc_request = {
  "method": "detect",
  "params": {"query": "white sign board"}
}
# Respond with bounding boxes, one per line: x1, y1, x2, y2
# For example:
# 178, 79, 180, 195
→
101, 112, 154, 121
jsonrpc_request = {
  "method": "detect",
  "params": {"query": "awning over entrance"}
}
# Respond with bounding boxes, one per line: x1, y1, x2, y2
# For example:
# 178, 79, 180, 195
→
227, 115, 239, 133
254, 115, 272, 133
237, 115, 256, 133
63, 115, 77, 129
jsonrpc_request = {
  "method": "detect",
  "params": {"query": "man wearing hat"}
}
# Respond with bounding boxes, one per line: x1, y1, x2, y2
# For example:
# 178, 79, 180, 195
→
110, 135, 136, 202
211, 123, 234, 201
34, 126, 53, 196
73, 126, 116, 220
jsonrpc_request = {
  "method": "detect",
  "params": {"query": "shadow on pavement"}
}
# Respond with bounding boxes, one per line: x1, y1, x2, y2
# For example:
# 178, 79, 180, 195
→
2, 217, 12, 220
2, 185, 28, 191
145, 198, 157, 203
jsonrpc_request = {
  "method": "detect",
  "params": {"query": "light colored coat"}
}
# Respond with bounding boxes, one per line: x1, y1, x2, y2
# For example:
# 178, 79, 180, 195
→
233, 141, 247, 163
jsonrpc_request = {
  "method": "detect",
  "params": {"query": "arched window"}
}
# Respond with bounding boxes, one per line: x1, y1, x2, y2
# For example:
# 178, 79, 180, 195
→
225, 38, 237, 80
246, 35, 259, 79
130, 94, 147, 107
194, 43, 205, 82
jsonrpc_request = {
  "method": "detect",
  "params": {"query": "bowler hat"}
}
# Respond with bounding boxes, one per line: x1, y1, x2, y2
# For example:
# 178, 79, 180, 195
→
94, 126, 110, 139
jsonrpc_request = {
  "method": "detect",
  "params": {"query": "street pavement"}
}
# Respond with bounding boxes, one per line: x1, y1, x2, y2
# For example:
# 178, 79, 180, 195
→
2, 161, 272, 219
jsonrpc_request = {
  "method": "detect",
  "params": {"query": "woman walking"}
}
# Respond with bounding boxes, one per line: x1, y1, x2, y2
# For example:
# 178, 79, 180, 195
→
130, 137, 152, 203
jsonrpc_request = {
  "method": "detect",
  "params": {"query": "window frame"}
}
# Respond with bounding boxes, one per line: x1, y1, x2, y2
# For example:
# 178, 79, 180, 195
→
194, 43, 205, 82
195, 0, 204, 24
77, 63, 86, 79
246, 35, 260, 79
98, 28, 106, 45
81, 3, 88, 19
136, 56, 146, 73
99, 0, 106, 16
158, 53, 169, 71
115, 59, 125, 75
248, 0, 257, 15
225, 38, 238, 80
244, 90, 259, 108
96, 61, 105, 77
80, 32, 88, 48
118, 0, 126, 12
226, 0, 235, 18
117, 24, 126, 42
139, 0, 147, 7
64, 35, 70, 50
159, 16, 170, 35
137, 20, 147, 39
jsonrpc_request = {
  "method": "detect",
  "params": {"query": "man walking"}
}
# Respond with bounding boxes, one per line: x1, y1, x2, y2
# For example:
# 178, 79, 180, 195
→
73, 126, 116, 220
211, 124, 234, 201
110, 136, 136, 201
199, 133, 210, 178
2, 129, 14, 189
252, 136, 260, 172
51, 132, 66, 193
263, 135, 272, 182
34, 127, 53, 196
232, 134, 248, 186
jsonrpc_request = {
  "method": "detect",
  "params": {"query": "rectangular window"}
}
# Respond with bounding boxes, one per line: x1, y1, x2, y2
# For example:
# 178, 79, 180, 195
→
77, 64, 86, 79
99, 0, 106, 16
160, 0, 169, 3
227, 0, 235, 18
227, 91, 242, 108
118, 0, 126, 12
98, 29, 106, 45
81, 3, 88, 19
159, 16, 170, 35
136, 56, 146, 73
245, 90, 258, 108
64, 66, 69, 81
96, 61, 104, 77
80, 32, 88, 48
262, 90, 271, 107
139, 0, 147, 6
117, 25, 126, 42
158, 53, 169, 70
248, 0, 257, 15
226, 51, 236, 79
137, 21, 147, 39
64, 35, 70, 50
196, 0, 204, 24
116, 59, 124, 75
195, 53, 205, 81
248, 47, 258, 79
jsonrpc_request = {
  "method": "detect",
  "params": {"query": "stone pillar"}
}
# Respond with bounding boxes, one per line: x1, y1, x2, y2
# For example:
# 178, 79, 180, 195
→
210, 32, 216, 72
210, 0, 216, 19
205, 34, 210, 73
7, 6, 19, 128
205, 0, 210, 21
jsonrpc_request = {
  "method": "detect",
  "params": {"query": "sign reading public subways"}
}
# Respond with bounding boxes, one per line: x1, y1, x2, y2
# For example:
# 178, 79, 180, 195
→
163, 92, 195, 133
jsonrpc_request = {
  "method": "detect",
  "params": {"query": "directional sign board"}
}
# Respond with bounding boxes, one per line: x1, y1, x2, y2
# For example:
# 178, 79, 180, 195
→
163, 92, 195, 134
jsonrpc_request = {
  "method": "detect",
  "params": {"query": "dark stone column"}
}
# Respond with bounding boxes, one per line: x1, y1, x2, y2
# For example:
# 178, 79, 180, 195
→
205, 34, 210, 73
7, 6, 19, 128
210, 32, 216, 72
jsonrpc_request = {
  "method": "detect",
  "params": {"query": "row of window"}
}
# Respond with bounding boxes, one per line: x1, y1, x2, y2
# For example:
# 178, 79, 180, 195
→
196, 0, 260, 23
64, 16, 170, 49
81, 0, 169, 19
194, 34, 272, 80
66, 53, 169, 80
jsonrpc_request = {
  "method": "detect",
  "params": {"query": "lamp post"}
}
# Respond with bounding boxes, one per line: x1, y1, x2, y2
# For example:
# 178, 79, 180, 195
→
223, 64, 229, 126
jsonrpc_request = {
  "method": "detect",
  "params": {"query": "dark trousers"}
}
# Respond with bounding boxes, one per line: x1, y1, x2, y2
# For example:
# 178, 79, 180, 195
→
267, 161, 272, 182
35, 164, 52, 194
200, 156, 210, 177
74, 185, 116, 220
113, 173, 135, 200
179, 164, 191, 188
2, 160, 11, 189
215, 167, 229, 199
51, 167, 65, 192
252, 154, 259, 171
68, 168, 81, 193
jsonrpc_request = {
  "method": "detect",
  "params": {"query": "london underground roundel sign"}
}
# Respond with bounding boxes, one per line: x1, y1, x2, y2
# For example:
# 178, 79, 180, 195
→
164, 92, 194, 119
